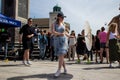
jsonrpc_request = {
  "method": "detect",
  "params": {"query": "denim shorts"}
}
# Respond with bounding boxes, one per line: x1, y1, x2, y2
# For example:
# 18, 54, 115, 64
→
100, 43, 106, 48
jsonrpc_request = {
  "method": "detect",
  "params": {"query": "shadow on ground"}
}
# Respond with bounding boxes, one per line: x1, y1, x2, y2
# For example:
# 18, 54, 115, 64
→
7, 73, 73, 80
66, 61, 97, 65
83, 66, 120, 70
0, 64, 23, 67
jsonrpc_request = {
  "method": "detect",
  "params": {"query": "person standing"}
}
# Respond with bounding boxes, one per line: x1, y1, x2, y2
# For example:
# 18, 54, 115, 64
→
106, 23, 120, 67
45, 32, 51, 59
38, 30, 48, 60
19, 18, 34, 66
94, 30, 100, 63
98, 27, 109, 63
52, 12, 70, 77
76, 33, 82, 63
76, 30, 88, 62
68, 30, 76, 61
50, 34, 58, 61
0, 29, 11, 59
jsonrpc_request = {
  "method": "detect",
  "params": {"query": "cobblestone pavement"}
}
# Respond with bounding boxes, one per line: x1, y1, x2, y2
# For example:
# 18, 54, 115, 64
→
0, 59, 120, 80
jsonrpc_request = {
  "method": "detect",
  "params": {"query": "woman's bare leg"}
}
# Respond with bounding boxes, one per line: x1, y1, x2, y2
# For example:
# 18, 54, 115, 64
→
106, 48, 109, 63
100, 48, 103, 63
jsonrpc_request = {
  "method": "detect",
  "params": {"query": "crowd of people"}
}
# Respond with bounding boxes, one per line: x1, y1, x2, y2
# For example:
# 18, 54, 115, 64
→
0, 12, 119, 77
19, 15, 120, 77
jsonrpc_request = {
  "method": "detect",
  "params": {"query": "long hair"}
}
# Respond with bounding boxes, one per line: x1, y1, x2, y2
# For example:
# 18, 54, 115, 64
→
55, 18, 59, 24
55, 17, 64, 25
108, 23, 117, 33
96, 30, 100, 36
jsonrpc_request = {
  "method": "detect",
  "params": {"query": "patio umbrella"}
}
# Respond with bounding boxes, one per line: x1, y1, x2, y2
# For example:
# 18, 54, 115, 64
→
0, 13, 21, 27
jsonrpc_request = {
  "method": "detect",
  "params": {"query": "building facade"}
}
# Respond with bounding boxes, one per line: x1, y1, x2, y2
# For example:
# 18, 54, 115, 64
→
33, 18, 49, 32
0, 1, 70, 42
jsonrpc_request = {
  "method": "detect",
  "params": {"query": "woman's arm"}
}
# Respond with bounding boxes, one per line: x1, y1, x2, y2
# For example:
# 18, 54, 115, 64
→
27, 34, 34, 38
106, 32, 110, 47
115, 35, 120, 39
19, 27, 23, 43
51, 24, 64, 36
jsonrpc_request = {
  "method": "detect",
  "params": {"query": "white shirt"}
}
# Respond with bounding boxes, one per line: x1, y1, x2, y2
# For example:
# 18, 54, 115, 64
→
109, 32, 116, 40
69, 37, 76, 46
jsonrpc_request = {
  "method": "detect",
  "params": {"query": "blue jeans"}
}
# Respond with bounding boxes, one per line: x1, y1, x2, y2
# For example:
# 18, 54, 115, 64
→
0, 43, 8, 59
39, 43, 46, 58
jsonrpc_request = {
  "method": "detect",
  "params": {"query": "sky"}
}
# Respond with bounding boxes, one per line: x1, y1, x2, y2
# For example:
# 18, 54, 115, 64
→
30, 0, 120, 35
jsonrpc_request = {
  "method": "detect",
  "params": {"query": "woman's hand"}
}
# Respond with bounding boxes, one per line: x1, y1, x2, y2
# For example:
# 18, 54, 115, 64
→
27, 34, 34, 38
106, 41, 109, 47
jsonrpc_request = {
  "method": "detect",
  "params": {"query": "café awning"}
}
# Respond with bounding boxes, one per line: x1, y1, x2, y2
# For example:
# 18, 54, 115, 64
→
0, 13, 21, 27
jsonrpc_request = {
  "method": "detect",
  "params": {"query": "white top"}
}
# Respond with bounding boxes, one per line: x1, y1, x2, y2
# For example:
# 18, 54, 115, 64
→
68, 37, 76, 46
109, 32, 116, 40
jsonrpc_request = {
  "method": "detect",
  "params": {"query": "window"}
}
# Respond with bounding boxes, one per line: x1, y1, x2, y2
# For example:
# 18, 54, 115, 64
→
18, 0, 28, 18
